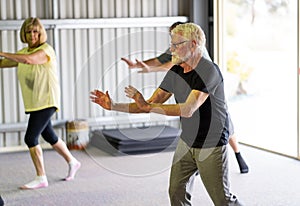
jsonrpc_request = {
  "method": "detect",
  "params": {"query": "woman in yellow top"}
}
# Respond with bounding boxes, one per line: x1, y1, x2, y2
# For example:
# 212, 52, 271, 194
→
0, 17, 80, 189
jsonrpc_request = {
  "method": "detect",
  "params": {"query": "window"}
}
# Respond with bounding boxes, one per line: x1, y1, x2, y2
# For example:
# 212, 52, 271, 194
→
219, 0, 298, 157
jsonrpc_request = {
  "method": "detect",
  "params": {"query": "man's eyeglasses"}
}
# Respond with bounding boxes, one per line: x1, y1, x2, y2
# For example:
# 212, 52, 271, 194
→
169, 40, 189, 49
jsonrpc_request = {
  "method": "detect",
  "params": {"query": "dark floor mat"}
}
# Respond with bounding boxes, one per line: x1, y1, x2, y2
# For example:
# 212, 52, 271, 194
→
90, 125, 181, 155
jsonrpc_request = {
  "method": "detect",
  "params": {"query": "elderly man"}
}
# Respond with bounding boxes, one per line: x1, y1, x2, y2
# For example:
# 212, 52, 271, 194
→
90, 23, 243, 206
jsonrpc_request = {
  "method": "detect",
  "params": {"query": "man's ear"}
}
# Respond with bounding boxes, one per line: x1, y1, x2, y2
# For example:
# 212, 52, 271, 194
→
191, 40, 197, 49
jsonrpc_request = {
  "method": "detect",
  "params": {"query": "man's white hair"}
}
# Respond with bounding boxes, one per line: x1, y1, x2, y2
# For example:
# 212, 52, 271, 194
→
171, 22, 206, 55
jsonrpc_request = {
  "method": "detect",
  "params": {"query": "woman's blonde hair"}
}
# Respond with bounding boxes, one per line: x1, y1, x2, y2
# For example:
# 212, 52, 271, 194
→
20, 17, 47, 44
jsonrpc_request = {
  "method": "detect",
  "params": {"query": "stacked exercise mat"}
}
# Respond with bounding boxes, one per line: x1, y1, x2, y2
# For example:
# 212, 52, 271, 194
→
90, 125, 181, 155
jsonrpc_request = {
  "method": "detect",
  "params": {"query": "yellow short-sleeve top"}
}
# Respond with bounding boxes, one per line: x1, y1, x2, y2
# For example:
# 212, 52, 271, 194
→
17, 43, 60, 113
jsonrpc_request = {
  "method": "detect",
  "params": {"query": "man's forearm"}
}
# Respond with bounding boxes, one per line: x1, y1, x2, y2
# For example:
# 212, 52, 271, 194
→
138, 103, 183, 117
143, 58, 161, 67
111, 102, 147, 113
150, 62, 174, 72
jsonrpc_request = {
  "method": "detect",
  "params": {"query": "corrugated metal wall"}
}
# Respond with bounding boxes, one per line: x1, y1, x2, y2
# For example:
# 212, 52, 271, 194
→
0, 0, 187, 150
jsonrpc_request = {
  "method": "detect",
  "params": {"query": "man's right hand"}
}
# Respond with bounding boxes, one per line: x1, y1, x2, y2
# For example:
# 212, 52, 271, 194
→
90, 90, 112, 110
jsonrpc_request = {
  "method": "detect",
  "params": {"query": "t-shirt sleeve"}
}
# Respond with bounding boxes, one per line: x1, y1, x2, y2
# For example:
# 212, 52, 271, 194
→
159, 66, 177, 93
196, 62, 222, 95
40, 43, 56, 62
16, 48, 27, 54
157, 48, 172, 64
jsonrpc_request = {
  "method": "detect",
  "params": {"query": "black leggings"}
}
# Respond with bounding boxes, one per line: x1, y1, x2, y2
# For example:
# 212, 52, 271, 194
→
24, 107, 59, 148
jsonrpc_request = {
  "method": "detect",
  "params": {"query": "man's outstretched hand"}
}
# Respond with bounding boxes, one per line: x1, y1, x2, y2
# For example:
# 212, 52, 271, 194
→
90, 90, 112, 110
121, 57, 137, 69
121, 57, 151, 73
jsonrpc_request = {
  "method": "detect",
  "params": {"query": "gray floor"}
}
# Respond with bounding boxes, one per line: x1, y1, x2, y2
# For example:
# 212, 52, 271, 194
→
1, 144, 300, 206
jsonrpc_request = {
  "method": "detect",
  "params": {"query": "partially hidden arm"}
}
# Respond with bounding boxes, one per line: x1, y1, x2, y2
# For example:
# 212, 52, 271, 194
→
121, 57, 172, 73
0, 58, 18, 68
135, 59, 173, 73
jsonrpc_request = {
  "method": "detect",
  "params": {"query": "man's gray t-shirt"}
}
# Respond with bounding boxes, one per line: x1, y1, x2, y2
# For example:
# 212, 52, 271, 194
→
159, 58, 229, 148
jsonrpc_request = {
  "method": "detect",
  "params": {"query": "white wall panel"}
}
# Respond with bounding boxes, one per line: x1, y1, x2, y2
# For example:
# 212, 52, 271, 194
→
74, 0, 88, 18
73, 29, 89, 119
102, 28, 117, 109
128, 0, 142, 17
91, 1, 102, 18
102, 0, 116, 18
142, 0, 155, 17
1, 0, 6, 18
156, 0, 169, 16
115, 0, 129, 18
29, 0, 37, 17
59, 29, 76, 119
21, 1, 30, 18
0, 0, 185, 150
59, 0, 73, 18
86, 29, 104, 118
87, 0, 96, 18
15, 0, 23, 19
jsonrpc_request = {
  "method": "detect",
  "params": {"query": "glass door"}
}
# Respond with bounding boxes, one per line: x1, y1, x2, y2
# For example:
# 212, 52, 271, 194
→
220, 0, 298, 157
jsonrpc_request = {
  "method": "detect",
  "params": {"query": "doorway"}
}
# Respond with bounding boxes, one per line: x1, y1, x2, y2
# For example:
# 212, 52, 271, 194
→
221, 0, 298, 157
